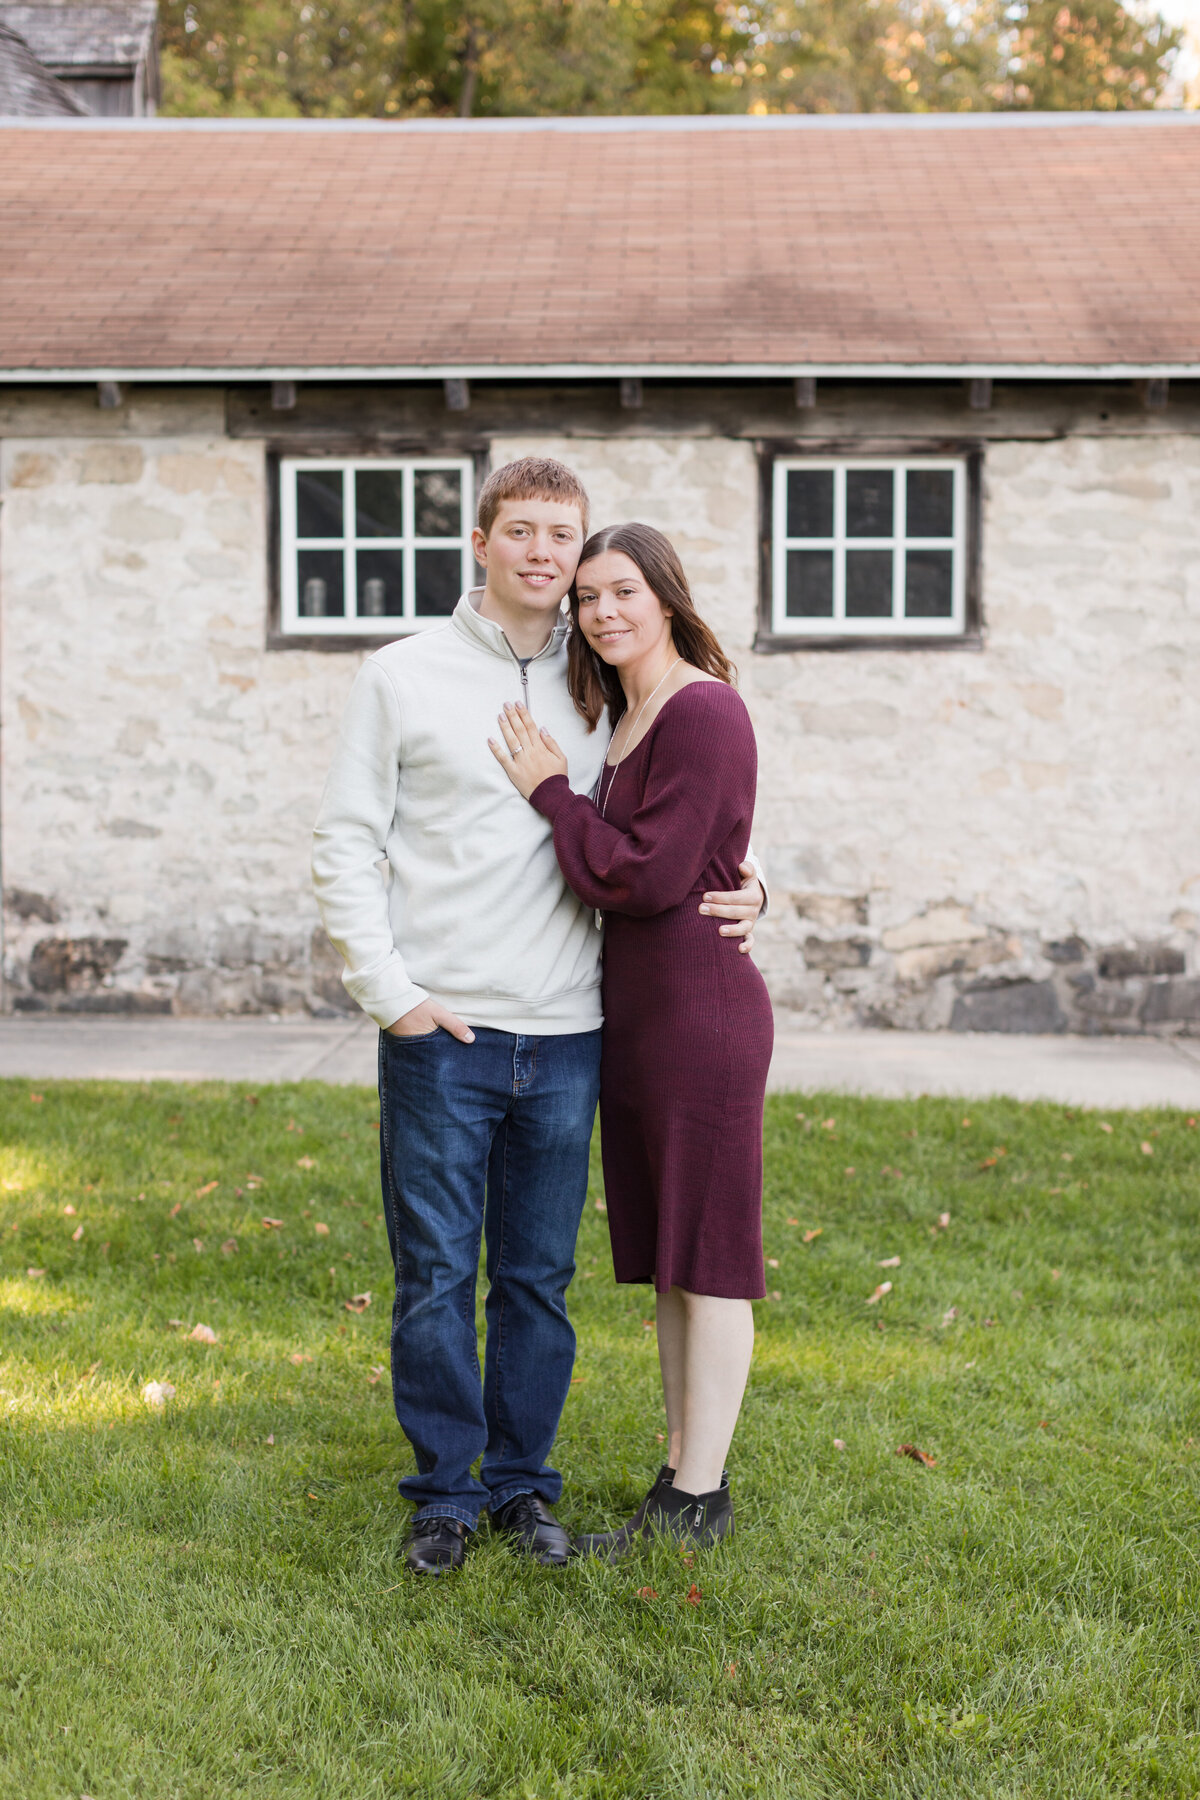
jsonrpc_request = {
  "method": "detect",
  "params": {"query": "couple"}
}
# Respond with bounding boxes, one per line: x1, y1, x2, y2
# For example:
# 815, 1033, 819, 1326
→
313, 457, 773, 1575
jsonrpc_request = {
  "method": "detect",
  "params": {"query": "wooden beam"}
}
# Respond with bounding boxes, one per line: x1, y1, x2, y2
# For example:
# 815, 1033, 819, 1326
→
793, 376, 816, 409
271, 380, 297, 411
619, 377, 643, 409
97, 381, 124, 410
444, 378, 470, 412
966, 378, 993, 411
1141, 377, 1169, 410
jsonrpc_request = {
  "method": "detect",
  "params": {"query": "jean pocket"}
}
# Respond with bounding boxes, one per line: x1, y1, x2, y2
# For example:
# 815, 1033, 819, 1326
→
386, 1026, 442, 1044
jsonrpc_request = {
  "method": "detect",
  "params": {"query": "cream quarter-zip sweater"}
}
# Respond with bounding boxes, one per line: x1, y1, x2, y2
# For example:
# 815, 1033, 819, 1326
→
312, 590, 611, 1034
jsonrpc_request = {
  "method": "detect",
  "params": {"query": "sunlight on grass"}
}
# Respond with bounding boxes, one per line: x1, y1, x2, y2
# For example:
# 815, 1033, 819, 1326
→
2, 1078, 1199, 1799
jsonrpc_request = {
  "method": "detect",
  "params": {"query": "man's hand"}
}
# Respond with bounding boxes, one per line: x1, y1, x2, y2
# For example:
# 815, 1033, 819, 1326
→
699, 861, 764, 955
488, 701, 569, 800
386, 999, 475, 1044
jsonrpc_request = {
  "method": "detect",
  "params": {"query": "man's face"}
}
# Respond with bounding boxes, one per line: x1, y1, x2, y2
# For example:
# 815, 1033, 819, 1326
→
472, 497, 585, 616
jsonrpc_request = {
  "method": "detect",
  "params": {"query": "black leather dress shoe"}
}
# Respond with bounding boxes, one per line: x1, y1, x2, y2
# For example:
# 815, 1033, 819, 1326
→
403, 1515, 469, 1575
489, 1492, 572, 1566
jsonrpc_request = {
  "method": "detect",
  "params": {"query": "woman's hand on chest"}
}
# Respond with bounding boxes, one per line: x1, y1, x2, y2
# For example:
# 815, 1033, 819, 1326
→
489, 701, 569, 800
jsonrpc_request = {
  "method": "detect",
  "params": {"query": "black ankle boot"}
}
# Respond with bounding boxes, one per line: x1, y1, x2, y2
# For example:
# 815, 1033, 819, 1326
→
573, 1465, 675, 1562
643, 1479, 734, 1547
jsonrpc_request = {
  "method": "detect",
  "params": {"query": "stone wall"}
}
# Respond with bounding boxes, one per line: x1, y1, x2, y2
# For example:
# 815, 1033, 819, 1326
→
1, 393, 1196, 1031
0, 391, 368, 1016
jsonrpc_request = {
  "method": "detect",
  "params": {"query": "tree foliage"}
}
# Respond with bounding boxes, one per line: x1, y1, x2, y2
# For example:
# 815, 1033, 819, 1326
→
158, 0, 1183, 118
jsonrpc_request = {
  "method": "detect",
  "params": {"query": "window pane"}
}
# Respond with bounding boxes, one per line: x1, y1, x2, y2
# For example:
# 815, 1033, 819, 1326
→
846, 469, 893, 538
297, 550, 344, 618
906, 469, 954, 538
357, 549, 405, 618
296, 470, 344, 539
786, 469, 833, 539
845, 550, 893, 618
414, 468, 462, 538
785, 550, 833, 617
905, 550, 955, 618
355, 470, 405, 538
415, 548, 462, 617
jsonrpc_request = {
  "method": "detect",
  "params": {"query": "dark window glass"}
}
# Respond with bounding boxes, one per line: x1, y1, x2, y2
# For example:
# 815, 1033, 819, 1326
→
846, 469, 893, 538
357, 549, 406, 618
296, 470, 344, 540
297, 550, 344, 618
905, 550, 955, 618
786, 469, 834, 539
355, 470, 405, 538
785, 550, 834, 617
845, 550, 893, 617
415, 549, 462, 616
414, 469, 462, 539
906, 469, 954, 539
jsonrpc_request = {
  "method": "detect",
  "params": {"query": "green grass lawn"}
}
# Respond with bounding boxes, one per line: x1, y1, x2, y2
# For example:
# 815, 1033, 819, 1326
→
2, 1077, 1199, 1799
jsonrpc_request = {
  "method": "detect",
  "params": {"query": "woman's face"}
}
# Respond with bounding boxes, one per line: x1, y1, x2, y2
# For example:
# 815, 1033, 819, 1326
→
574, 550, 673, 670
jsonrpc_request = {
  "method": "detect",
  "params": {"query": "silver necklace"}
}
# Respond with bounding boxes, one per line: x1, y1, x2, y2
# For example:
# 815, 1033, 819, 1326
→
596, 656, 681, 821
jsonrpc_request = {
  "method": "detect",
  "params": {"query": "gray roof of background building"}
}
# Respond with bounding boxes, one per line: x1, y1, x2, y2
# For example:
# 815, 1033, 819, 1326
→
0, 2, 155, 70
0, 19, 86, 110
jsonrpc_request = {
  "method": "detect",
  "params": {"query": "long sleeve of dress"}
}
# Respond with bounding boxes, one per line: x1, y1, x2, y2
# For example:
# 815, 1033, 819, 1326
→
529, 684, 756, 919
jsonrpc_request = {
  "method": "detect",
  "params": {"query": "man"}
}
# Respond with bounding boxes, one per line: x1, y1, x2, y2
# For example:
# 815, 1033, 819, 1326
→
312, 457, 764, 1575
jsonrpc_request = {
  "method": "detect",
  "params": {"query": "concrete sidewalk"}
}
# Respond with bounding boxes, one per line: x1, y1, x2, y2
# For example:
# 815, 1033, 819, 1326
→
1, 1014, 1199, 1108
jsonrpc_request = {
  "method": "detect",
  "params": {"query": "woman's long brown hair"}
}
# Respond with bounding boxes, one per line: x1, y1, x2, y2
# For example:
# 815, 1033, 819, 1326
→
566, 522, 735, 731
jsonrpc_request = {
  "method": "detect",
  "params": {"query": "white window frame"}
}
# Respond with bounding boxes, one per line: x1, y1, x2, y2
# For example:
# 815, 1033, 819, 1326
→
279, 456, 475, 637
771, 456, 967, 638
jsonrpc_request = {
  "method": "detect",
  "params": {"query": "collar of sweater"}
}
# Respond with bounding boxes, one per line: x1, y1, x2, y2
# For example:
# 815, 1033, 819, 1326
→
452, 586, 570, 666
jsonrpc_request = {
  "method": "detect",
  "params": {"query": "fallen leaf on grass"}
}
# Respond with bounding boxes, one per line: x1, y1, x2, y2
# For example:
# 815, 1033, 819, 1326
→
26, 1267, 46, 1279
833, 1438, 846, 1451
1061, 1153, 1073, 1163
368, 1365, 386, 1384
220, 1238, 238, 1256
642, 1318, 654, 1331
960, 1118, 971, 1128
802, 1227, 823, 1244
169, 1202, 182, 1218
1141, 1141, 1154, 1157
71, 1224, 84, 1242
768, 1290, 782, 1301
844, 1167, 857, 1177
64, 1204, 76, 1217
983, 1317, 997, 1328
296, 1157, 316, 1170
245, 1176, 264, 1189
866, 1282, 893, 1305
289, 1352, 311, 1366
314, 1222, 330, 1236
196, 1180, 218, 1197
1051, 1269, 1061, 1280
168, 1318, 185, 1329
594, 1198, 607, 1212
1099, 1122, 1113, 1134
265, 1434, 275, 1446
29, 1093, 43, 1104
192, 1238, 204, 1253
344, 1292, 372, 1313
937, 1212, 951, 1229
142, 1380, 176, 1407
683, 1584, 702, 1605
262, 1217, 285, 1230
726, 1663, 737, 1676
187, 1324, 218, 1344
878, 1255, 901, 1269
822, 1119, 836, 1131
787, 1216, 800, 1226
636, 1586, 658, 1600
941, 1306, 958, 1326
766, 1257, 780, 1269
896, 1443, 937, 1468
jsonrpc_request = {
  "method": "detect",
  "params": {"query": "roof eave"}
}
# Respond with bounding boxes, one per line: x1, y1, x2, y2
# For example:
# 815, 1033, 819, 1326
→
1, 362, 1198, 383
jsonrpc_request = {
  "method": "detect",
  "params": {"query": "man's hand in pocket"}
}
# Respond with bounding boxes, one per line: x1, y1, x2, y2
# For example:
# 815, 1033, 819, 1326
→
386, 1000, 475, 1043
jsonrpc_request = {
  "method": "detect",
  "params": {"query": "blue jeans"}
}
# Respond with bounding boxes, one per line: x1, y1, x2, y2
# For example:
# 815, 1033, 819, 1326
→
378, 1024, 601, 1528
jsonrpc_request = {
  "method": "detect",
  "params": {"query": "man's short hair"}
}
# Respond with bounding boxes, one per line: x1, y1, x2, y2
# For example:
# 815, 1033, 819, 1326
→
476, 457, 590, 540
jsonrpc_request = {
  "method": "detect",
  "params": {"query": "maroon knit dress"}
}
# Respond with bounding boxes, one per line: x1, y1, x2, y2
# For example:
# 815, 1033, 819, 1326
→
531, 681, 773, 1300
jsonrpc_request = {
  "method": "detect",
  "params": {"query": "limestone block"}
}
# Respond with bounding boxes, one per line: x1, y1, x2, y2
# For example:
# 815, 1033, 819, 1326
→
80, 444, 144, 485
882, 904, 990, 953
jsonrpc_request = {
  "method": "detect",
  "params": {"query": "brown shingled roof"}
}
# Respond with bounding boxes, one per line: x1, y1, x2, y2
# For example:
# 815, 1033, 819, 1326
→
1, 115, 1198, 378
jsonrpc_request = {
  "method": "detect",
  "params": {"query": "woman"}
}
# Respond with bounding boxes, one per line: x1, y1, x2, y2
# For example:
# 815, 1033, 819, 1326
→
488, 522, 773, 1551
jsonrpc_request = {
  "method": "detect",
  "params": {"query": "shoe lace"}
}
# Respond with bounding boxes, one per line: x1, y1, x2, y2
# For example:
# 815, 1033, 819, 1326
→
412, 1515, 459, 1541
